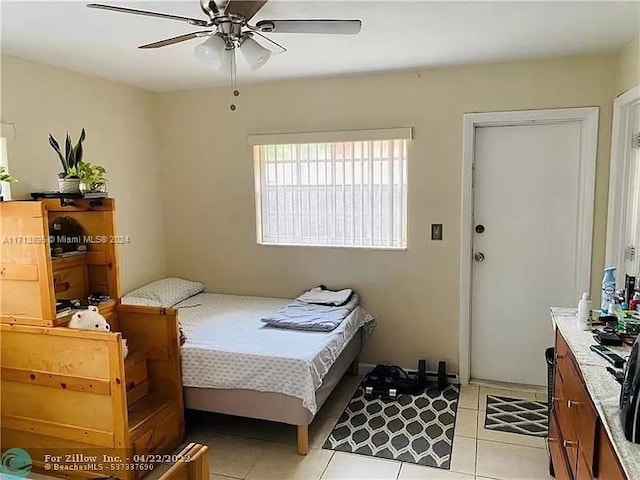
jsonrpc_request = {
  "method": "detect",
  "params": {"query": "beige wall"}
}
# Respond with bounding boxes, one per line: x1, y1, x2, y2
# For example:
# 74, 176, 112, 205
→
616, 32, 640, 96
1, 55, 166, 293
0, 50, 622, 371
156, 55, 616, 371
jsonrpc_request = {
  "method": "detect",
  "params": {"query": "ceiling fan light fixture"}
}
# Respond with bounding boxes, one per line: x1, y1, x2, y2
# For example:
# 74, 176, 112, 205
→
240, 36, 271, 71
194, 33, 229, 70
88, 0, 363, 110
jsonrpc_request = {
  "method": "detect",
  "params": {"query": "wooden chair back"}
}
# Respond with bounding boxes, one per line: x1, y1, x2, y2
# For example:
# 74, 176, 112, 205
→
159, 443, 209, 480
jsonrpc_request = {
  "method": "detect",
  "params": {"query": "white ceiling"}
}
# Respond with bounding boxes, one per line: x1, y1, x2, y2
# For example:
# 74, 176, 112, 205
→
2, 1, 639, 92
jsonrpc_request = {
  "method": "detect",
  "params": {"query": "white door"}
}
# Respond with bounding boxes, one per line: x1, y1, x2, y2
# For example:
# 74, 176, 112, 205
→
471, 122, 586, 386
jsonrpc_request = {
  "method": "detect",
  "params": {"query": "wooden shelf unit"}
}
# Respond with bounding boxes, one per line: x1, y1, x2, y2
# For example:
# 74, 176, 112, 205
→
1, 198, 120, 326
0, 200, 184, 479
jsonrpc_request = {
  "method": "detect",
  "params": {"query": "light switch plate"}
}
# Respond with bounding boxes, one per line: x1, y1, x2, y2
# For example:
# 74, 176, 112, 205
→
431, 224, 443, 241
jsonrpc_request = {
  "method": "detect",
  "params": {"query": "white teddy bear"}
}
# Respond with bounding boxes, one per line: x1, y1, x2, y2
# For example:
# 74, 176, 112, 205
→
69, 305, 110, 330
68, 305, 129, 359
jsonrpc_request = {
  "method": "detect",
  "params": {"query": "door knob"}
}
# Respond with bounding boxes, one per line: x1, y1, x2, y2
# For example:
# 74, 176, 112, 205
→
474, 252, 485, 262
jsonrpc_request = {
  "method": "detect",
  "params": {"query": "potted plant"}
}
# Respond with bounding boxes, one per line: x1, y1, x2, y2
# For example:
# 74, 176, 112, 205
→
49, 129, 86, 194
76, 162, 107, 196
0, 165, 18, 201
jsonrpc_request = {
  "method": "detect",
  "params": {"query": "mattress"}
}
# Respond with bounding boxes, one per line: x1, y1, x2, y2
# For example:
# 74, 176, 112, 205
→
173, 293, 374, 414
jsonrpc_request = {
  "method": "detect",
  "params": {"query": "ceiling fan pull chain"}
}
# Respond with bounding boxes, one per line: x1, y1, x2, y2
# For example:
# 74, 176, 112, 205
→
230, 49, 239, 111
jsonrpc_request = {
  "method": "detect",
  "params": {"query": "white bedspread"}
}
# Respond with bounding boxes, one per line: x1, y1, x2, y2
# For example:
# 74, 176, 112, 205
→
174, 293, 374, 414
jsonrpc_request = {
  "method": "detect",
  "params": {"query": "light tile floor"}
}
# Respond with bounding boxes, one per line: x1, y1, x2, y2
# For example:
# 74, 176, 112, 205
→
171, 379, 553, 480
26, 379, 552, 480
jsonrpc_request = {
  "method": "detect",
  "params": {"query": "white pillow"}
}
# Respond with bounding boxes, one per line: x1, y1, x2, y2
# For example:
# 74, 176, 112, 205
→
125, 277, 204, 307
120, 297, 163, 307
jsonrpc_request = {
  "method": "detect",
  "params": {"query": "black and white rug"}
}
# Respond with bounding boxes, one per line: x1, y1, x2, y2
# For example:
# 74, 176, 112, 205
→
484, 395, 548, 437
323, 385, 460, 469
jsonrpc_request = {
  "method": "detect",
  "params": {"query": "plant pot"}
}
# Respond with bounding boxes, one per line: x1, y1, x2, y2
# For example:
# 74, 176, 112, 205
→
79, 180, 107, 195
58, 178, 81, 194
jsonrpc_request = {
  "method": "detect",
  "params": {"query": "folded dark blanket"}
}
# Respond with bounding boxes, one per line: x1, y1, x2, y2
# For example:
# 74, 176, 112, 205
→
261, 293, 360, 332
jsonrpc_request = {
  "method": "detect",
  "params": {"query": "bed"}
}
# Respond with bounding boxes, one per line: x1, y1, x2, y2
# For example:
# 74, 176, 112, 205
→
123, 286, 375, 454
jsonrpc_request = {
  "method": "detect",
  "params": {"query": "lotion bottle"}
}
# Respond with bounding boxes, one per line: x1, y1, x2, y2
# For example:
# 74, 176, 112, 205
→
578, 292, 592, 331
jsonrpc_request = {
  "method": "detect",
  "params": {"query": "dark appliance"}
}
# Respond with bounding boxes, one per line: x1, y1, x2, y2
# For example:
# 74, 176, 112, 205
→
620, 335, 640, 443
363, 360, 427, 400
625, 274, 637, 304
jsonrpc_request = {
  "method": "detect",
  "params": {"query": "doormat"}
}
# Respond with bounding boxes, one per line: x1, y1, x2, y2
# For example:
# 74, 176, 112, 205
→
484, 395, 548, 437
323, 384, 460, 469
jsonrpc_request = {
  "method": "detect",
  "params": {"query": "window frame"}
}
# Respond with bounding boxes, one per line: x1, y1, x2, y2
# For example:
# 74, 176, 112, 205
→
250, 128, 412, 250
606, 85, 640, 278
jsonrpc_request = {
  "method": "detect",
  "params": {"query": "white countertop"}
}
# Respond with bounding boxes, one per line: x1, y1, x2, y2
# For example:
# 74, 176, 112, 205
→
551, 307, 640, 479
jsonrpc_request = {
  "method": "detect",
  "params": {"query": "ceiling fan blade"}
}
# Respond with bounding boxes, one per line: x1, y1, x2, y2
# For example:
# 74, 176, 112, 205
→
249, 31, 287, 55
255, 19, 362, 35
87, 4, 210, 27
138, 31, 213, 49
226, 0, 268, 21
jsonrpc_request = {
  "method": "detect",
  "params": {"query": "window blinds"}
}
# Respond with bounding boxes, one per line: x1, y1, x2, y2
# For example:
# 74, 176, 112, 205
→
253, 138, 408, 249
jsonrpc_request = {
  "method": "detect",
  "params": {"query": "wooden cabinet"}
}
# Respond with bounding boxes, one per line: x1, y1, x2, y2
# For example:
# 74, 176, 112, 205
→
596, 427, 626, 480
550, 330, 627, 480
131, 400, 183, 457
549, 411, 573, 480
0, 200, 184, 479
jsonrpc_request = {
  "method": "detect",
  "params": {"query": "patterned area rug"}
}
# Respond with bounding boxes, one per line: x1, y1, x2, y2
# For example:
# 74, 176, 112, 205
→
323, 384, 460, 469
484, 395, 548, 437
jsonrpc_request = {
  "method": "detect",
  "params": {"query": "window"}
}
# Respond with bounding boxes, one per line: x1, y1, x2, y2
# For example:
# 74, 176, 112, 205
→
0, 123, 15, 201
251, 128, 410, 249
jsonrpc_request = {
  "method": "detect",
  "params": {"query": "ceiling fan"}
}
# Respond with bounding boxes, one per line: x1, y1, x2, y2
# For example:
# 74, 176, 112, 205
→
87, 0, 362, 109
